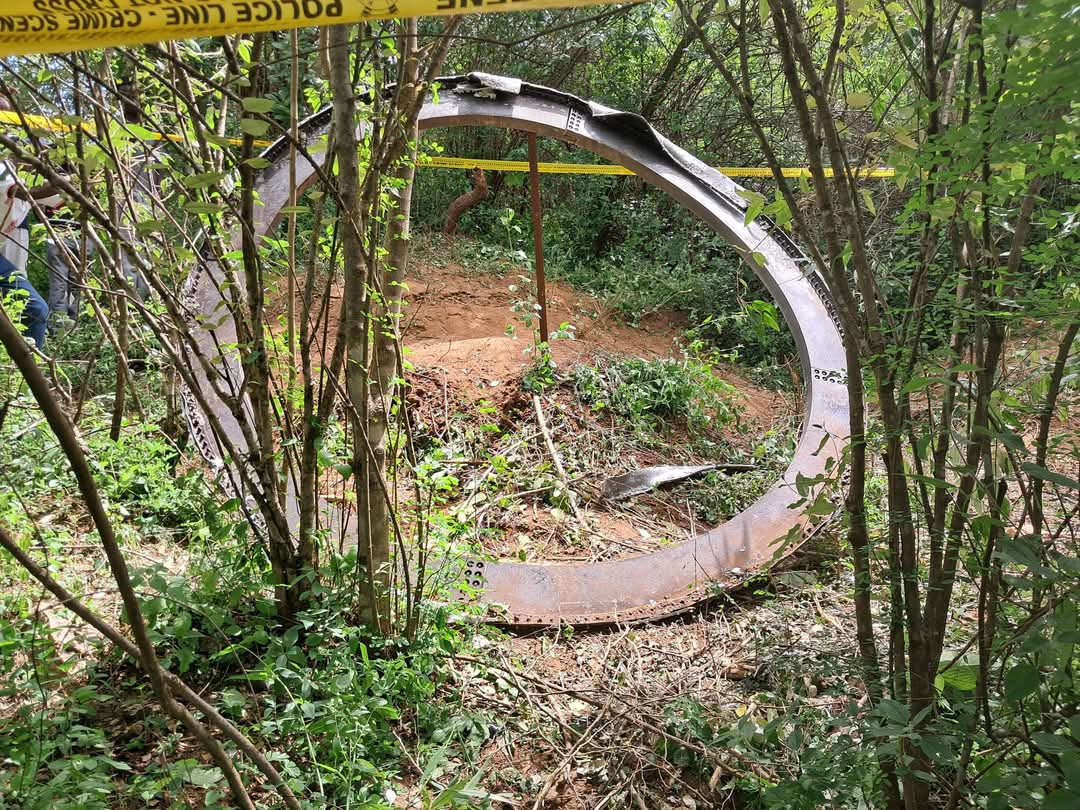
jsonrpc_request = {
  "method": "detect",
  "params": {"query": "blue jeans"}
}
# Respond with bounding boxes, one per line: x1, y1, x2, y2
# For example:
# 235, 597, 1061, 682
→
0, 256, 49, 350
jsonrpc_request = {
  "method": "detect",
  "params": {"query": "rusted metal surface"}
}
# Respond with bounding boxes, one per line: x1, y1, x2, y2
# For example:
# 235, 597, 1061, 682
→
181, 73, 849, 627
526, 132, 550, 342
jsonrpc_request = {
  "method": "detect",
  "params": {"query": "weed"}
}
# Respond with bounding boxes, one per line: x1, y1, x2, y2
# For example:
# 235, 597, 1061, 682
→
412, 231, 526, 277
87, 424, 212, 533
683, 430, 794, 524
572, 351, 738, 437
522, 347, 557, 393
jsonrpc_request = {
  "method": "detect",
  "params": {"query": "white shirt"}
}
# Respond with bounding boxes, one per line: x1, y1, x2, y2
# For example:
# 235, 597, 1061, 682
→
0, 159, 31, 236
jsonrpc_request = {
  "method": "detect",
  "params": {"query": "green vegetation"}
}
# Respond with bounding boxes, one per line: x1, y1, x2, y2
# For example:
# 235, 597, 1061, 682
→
572, 353, 737, 436
1, 1, 1079, 808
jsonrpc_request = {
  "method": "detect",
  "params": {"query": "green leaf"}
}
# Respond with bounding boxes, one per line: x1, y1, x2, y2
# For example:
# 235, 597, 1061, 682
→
860, 188, 876, 216
243, 157, 271, 169
122, 124, 160, 142
334, 463, 353, 479
769, 193, 793, 227
183, 201, 225, 215
282, 625, 299, 649
900, 376, 936, 394
182, 171, 226, 189
1061, 750, 1080, 789
1032, 732, 1071, 755
738, 190, 767, 225
747, 299, 780, 332
1021, 463, 1079, 490
220, 689, 247, 711
134, 219, 164, 236
918, 733, 952, 762
185, 766, 223, 788
993, 430, 1028, 453
847, 92, 873, 108
938, 665, 977, 691
240, 97, 275, 114
1004, 662, 1039, 702
240, 118, 270, 137
929, 196, 957, 223
1045, 790, 1080, 810
893, 130, 918, 149
996, 536, 1055, 577
806, 492, 837, 517
421, 746, 447, 787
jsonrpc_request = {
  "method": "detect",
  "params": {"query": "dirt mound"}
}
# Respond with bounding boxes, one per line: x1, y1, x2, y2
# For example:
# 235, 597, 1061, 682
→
301, 258, 784, 429
404, 261, 681, 396
405, 262, 682, 356
401, 261, 782, 427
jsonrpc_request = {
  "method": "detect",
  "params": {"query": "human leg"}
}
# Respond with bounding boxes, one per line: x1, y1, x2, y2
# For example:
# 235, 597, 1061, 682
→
46, 238, 74, 317
120, 247, 151, 302
17, 277, 49, 349
118, 225, 151, 302
70, 238, 94, 317
0, 259, 49, 350
46, 235, 92, 321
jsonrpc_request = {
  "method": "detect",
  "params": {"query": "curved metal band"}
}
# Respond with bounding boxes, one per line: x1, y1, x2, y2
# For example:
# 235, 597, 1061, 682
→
183, 75, 849, 626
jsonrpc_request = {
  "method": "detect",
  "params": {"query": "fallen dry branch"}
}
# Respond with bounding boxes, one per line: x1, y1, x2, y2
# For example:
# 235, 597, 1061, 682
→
532, 394, 582, 521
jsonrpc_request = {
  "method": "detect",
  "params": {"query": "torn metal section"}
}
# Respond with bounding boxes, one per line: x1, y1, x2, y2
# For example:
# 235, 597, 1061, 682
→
181, 74, 849, 627
600, 464, 756, 502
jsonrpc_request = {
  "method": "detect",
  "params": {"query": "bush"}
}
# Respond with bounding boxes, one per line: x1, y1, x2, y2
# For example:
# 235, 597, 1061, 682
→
572, 352, 737, 435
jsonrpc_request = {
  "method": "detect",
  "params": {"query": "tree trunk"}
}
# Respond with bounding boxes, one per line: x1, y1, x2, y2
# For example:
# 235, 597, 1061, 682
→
443, 167, 487, 235
327, 23, 385, 630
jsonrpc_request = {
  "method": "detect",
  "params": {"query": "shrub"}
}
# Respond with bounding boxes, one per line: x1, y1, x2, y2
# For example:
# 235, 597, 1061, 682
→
572, 352, 737, 435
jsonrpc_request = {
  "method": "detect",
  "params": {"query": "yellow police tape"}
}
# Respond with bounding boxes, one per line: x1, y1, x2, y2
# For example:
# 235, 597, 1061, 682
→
0, 0, 626, 57
1, 110, 895, 179
425, 155, 896, 178
0, 108, 268, 147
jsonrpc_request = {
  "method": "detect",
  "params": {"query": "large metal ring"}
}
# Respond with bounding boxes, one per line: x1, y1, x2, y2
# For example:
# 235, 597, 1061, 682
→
183, 74, 848, 626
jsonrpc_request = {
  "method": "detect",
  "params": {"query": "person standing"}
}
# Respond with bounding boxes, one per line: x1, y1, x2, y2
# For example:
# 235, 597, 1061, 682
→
43, 196, 94, 327
0, 95, 61, 350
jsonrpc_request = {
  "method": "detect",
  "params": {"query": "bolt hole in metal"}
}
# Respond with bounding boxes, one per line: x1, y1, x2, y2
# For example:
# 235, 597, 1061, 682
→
182, 74, 848, 627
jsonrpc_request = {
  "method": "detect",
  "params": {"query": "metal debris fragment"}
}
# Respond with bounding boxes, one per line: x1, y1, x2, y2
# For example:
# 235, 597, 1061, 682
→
601, 463, 756, 501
